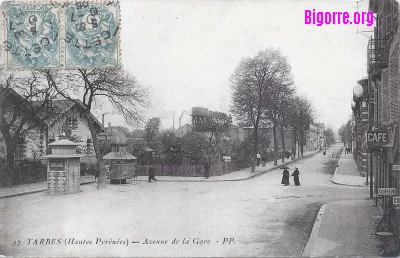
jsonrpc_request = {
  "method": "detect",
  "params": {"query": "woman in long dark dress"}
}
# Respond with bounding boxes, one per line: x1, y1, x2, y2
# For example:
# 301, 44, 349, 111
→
292, 167, 300, 186
281, 169, 290, 186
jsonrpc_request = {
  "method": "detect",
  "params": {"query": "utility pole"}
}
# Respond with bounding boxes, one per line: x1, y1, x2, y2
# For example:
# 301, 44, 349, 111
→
173, 110, 175, 133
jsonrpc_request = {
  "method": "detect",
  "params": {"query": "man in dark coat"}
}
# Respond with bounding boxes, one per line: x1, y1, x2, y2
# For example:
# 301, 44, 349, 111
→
291, 167, 300, 186
148, 165, 157, 183
281, 169, 290, 186
204, 163, 210, 179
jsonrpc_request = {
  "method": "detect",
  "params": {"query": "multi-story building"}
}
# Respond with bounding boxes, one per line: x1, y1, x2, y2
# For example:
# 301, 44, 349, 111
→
352, 80, 369, 173
364, 0, 400, 253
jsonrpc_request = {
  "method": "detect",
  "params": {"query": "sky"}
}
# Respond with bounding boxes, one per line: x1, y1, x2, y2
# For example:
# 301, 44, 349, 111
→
99, 0, 371, 132
1, 0, 372, 132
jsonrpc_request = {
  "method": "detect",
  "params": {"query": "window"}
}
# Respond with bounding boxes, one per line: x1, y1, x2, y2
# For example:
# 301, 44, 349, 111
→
65, 116, 79, 131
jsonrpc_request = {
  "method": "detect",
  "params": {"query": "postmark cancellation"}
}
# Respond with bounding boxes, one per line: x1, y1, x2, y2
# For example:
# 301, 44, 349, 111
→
1, 0, 120, 69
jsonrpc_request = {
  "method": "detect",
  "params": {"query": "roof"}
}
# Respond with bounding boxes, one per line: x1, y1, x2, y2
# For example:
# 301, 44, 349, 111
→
103, 152, 137, 160
49, 139, 81, 146
32, 99, 103, 130
110, 131, 127, 145
144, 147, 154, 152
178, 124, 193, 130
43, 154, 85, 158
2, 88, 46, 126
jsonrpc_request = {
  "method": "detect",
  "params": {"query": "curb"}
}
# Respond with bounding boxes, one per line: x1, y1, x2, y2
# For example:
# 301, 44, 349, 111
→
331, 155, 341, 184
244, 150, 321, 180
0, 151, 321, 198
0, 180, 96, 200
302, 203, 327, 257
331, 156, 366, 187
133, 151, 321, 183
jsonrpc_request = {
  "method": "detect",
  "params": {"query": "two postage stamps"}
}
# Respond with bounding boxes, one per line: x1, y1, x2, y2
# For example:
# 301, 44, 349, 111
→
1, 1, 120, 69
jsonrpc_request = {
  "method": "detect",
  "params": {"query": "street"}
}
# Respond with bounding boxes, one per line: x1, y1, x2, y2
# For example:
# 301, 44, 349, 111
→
0, 145, 370, 257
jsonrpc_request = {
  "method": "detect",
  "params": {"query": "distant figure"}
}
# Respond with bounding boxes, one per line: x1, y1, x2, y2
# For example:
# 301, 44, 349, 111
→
256, 153, 261, 166
148, 166, 157, 183
281, 169, 290, 186
291, 167, 300, 186
261, 154, 267, 166
204, 163, 210, 179
323, 150, 326, 155
95, 168, 100, 182
133, 166, 138, 183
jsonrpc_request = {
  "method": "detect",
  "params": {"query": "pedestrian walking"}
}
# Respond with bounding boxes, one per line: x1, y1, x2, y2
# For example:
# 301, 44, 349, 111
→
204, 162, 210, 179
95, 167, 100, 182
148, 165, 157, 183
281, 168, 290, 186
291, 167, 300, 186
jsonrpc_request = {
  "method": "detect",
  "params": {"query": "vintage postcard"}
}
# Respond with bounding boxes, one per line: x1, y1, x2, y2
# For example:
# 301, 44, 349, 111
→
0, 0, 399, 257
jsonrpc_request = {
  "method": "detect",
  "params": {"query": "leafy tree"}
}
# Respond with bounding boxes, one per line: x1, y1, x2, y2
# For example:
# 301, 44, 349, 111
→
204, 111, 232, 154
144, 117, 161, 142
126, 138, 146, 157
127, 129, 145, 138
230, 48, 292, 171
98, 139, 112, 156
159, 131, 184, 164
288, 96, 315, 157
338, 119, 352, 145
324, 128, 335, 147
266, 81, 294, 165
276, 94, 295, 162
182, 132, 208, 164
43, 69, 149, 189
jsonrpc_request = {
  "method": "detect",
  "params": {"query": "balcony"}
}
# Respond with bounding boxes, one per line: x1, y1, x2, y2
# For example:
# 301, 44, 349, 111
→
367, 38, 388, 74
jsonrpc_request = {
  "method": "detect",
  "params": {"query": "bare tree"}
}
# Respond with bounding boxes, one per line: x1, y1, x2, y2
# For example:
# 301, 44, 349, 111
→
0, 72, 58, 184
230, 48, 292, 172
43, 69, 149, 189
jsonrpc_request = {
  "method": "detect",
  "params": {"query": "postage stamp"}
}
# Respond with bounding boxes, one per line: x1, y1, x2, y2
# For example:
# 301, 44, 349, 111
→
64, 1, 120, 69
1, 0, 120, 69
3, 3, 61, 69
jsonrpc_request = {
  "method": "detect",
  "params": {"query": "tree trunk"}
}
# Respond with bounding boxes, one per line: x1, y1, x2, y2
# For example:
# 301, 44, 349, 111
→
280, 123, 285, 162
292, 131, 297, 159
4, 136, 16, 186
85, 114, 107, 189
251, 127, 258, 173
273, 121, 278, 166
300, 130, 304, 156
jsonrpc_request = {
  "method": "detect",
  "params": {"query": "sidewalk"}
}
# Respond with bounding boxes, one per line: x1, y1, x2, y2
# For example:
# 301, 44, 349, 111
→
332, 154, 367, 187
0, 175, 96, 199
0, 150, 319, 198
135, 149, 319, 182
303, 153, 382, 257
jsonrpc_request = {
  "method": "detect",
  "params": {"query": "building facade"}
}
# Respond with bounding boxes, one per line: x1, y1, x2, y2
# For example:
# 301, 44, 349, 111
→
362, 0, 400, 253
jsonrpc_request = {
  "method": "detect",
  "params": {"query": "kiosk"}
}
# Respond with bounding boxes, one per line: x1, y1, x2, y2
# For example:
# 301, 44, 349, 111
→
45, 139, 83, 195
103, 132, 137, 184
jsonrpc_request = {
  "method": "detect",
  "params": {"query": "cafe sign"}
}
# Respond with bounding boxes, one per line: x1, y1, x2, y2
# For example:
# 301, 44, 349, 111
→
366, 130, 388, 148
